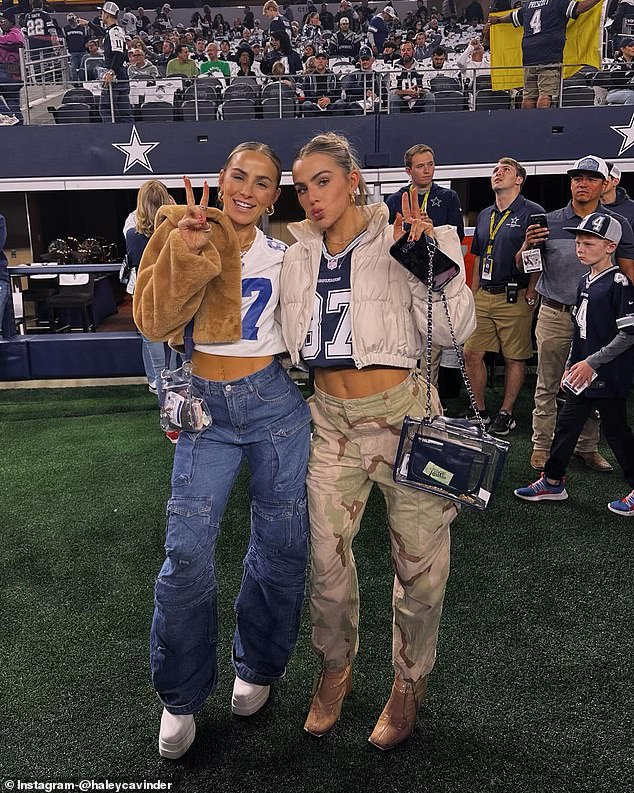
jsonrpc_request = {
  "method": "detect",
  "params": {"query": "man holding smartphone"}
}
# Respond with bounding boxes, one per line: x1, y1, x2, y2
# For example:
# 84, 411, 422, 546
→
518, 155, 634, 471
463, 157, 543, 435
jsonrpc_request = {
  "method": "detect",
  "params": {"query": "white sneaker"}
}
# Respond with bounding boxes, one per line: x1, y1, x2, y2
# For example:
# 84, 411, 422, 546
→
231, 677, 270, 716
158, 708, 196, 759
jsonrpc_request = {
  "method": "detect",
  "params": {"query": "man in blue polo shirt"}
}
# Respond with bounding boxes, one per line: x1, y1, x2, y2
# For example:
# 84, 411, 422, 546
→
463, 157, 544, 435
489, 0, 602, 109
518, 154, 634, 471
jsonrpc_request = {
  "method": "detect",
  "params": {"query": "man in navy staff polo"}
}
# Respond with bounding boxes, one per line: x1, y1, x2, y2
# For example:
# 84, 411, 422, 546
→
462, 157, 544, 436
519, 154, 634, 472
602, 162, 634, 230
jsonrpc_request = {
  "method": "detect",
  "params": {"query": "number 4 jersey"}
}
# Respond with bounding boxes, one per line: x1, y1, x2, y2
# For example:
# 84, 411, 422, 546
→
194, 227, 286, 357
512, 0, 580, 67
571, 266, 634, 398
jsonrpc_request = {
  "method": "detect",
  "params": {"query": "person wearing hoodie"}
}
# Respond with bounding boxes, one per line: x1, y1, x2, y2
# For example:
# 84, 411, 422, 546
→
602, 162, 634, 231
0, 8, 25, 123
260, 29, 302, 74
605, 36, 634, 104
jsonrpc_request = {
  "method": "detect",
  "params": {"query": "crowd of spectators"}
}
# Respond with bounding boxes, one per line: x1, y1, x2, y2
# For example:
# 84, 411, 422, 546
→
3, 0, 634, 122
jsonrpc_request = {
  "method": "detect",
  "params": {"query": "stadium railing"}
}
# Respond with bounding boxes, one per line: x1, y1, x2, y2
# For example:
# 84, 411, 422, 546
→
14, 59, 604, 125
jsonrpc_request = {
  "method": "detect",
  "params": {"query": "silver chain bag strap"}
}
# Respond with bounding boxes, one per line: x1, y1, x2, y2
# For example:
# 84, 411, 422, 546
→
392, 235, 509, 510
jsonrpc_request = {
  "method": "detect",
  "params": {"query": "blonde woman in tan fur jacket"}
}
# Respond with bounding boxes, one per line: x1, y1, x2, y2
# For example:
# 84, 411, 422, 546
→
281, 132, 476, 752
134, 142, 311, 761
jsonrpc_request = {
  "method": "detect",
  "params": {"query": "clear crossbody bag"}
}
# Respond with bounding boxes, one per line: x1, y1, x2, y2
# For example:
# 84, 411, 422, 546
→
391, 235, 509, 510
159, 320, 212, 433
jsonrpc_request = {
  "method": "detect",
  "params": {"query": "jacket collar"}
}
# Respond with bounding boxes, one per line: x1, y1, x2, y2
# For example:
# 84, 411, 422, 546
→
287, 202, 389, 246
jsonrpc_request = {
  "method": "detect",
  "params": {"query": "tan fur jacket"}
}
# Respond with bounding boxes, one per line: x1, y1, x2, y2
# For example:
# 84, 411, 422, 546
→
132, 205, 242, 352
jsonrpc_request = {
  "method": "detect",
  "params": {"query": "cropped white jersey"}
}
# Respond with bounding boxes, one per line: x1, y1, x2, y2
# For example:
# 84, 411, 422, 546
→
195, 227, 287, 358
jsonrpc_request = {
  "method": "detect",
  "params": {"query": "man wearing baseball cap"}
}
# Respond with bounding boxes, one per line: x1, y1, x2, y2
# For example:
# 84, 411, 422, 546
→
605, 36, 634, 106
332, 44, 385, 114
515, 212, 634, 517
519, 155, 634, 472
98, 2, 133, 122
367, 6, 396, 56
601, 162, 634, 229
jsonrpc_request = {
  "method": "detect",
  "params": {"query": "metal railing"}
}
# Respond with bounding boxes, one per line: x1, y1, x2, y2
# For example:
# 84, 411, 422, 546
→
8, 60, 605, 125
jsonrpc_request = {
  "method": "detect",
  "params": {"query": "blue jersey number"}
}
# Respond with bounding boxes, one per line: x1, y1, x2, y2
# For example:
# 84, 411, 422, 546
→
242, 277, 273, 341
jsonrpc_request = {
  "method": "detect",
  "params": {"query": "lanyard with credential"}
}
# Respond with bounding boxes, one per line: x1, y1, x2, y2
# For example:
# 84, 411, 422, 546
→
409, 184, 430, 214
481, 208, 511, 280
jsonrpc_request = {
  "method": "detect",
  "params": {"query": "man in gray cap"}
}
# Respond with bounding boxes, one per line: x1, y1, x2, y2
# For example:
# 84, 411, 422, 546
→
518, 155, 634, 471
99, 2, 133, 122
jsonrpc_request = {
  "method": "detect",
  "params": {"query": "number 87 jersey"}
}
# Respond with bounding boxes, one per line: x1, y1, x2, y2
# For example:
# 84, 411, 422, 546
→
194, 228, 287, 357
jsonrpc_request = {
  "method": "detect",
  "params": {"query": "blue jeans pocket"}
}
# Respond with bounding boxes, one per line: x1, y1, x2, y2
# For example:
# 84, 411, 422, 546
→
159, 496, 214, 609
248, 495, 308, 591
267, 399, 312, 492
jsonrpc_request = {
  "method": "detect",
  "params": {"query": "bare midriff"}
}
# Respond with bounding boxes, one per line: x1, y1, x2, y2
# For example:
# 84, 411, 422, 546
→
314, 365, 410, 399
192, 350, 274, 381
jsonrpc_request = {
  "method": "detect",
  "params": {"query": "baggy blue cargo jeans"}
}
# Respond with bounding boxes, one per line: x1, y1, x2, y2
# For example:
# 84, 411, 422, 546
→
150, 359, 311, 714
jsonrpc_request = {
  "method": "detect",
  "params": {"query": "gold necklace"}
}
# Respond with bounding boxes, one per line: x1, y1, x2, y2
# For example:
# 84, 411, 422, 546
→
325, 228, 366, 253
239, 230, 257, 254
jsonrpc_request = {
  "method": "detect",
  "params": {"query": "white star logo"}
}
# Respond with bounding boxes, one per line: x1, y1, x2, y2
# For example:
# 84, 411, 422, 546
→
429, 196, 442, 207
611, 112, 634, 156
507, 216, 520, 228
112, 125, 159, 173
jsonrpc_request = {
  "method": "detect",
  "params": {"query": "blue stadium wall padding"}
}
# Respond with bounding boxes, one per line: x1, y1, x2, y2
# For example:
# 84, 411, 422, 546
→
2, 107, 633, 180
0, 338, 30, 380
0, 333, 145, 381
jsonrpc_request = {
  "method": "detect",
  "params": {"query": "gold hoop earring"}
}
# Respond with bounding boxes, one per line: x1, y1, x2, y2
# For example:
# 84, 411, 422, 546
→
349, 193, 356, 205
265, 205, 275, 216
217, 189, 224, 204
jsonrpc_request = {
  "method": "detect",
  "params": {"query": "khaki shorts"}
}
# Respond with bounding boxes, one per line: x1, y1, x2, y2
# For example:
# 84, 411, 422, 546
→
463, 288, 535, 360
523, 65, 561, 100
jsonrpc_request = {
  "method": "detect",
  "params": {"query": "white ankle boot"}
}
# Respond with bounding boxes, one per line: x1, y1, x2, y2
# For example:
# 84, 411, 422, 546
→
231, 677, 270, 716
158, 708, 196, 759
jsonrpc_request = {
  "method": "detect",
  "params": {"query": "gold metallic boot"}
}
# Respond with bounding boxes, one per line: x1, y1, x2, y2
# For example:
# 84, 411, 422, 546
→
368, 675, 428, 751
304, 666, 352, 737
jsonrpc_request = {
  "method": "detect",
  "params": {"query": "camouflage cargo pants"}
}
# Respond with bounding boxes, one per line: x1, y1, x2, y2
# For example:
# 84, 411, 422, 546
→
307, 371, 457, 684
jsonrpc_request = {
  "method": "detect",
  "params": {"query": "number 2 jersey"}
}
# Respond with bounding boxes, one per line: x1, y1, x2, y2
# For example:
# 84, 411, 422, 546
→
570, 266, 634, 398
194, 227, 286, 358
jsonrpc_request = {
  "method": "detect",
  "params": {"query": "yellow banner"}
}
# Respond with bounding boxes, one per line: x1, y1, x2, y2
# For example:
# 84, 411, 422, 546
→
489, 2, 604, 91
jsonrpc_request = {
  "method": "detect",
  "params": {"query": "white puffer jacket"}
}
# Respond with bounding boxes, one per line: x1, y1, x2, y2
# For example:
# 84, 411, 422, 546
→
281, 202, 476, 369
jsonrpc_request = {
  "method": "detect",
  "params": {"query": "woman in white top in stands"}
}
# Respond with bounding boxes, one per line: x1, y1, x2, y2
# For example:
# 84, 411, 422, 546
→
134, 142, 311, 761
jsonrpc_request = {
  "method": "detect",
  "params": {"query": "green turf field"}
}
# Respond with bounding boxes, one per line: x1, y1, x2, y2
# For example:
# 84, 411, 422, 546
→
1, 383, 632, 793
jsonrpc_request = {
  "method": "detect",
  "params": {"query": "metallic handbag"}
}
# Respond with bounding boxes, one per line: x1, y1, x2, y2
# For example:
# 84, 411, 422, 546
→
159, 320, 212, 433
392, 235, 509, 510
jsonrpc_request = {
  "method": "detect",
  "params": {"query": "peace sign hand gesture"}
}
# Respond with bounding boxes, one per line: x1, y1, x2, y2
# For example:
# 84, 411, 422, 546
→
393, 187, 435, 243
178, 176, 212, 255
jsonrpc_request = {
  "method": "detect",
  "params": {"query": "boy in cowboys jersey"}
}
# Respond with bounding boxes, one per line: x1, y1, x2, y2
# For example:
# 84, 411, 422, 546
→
515, 213, 634, 516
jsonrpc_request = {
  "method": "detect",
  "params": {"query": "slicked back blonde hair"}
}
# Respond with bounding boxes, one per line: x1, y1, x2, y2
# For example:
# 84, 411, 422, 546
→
295, 132, 368, 205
